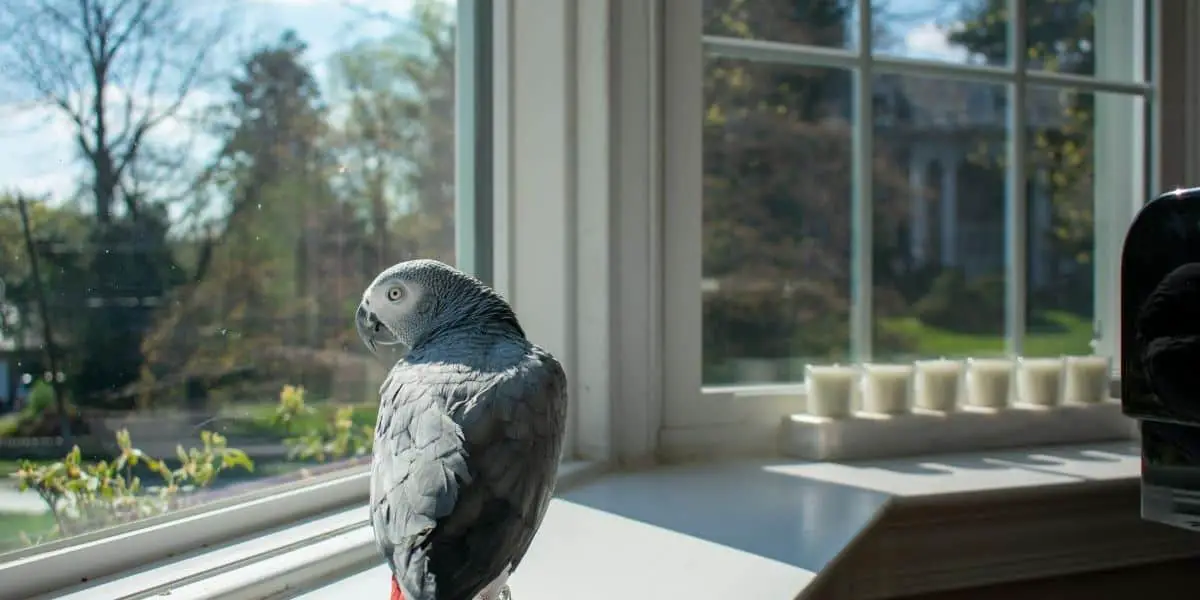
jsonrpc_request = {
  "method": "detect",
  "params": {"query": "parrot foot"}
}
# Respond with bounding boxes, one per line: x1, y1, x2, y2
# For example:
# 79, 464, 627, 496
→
497, 585, 512, 600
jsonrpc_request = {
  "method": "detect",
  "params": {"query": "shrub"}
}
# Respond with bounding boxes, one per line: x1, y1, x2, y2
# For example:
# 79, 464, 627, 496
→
913, 269, 1005, 334
10, 429, 253, 542
274, 385, 373, 463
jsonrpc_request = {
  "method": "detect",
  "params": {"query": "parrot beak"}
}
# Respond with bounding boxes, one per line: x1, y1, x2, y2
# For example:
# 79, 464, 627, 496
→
356, 303, 400, 354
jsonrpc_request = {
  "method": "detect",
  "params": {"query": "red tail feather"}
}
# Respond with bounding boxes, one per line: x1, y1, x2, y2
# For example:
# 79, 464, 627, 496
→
391, 576, 404, 600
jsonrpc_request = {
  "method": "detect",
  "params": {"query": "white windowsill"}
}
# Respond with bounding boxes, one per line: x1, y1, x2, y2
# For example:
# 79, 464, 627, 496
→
48, 440, 1200, 600
24, 461, 608, 600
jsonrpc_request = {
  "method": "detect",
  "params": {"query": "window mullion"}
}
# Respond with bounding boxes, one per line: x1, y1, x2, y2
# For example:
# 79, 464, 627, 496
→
1005, 0, 1029, 356
850, 0, 874, 361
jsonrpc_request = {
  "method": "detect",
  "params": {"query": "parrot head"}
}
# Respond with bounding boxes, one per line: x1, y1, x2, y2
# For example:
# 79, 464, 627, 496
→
355, 259, 524, 357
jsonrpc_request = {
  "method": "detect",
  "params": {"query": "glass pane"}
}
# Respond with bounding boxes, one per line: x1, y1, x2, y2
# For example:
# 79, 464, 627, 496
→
1025, 1, 1151, 81
871, 74, 1008, 360
704, 0, 859, 50
1023, 87, 1136, 358
702, 58, 853, 385
0, 0, 462, 552
872, 0, 1008, 66
1025, 0, 1094, 77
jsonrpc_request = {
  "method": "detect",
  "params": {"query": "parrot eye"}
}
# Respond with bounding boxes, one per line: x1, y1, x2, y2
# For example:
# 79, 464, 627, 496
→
386, 286, 404, 302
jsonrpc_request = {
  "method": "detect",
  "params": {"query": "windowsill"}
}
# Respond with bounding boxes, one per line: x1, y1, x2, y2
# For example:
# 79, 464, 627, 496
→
47, 441, 1200, 600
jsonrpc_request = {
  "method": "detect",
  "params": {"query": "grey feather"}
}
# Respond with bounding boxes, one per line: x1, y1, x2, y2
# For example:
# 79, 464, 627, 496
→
364, 262, 567, 600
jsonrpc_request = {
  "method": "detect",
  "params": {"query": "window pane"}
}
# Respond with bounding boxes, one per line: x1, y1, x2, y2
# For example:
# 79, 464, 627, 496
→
1023, 86, 1135, 358
872, 0, 1008, 66
702, 58, 853, 385
0, 0, 464, 552
1024, 0, 1095, 76
871, 74, 1008, 360
704, 0, 859, 50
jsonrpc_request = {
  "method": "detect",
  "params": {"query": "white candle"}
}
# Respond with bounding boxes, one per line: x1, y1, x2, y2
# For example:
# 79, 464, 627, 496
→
913, 359, 962, 412
1016, 357, 1064, 406
1063, 355, 1111, 404
805, 364, 857, 418
861, 364, 913, 414
965, 358, 1013, 409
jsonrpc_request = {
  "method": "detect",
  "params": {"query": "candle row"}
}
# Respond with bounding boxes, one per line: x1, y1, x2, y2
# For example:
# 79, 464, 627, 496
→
803, 355, 1112, 419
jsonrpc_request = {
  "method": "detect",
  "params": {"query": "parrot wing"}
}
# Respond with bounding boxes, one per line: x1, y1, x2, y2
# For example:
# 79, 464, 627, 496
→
371, 342, 568, 600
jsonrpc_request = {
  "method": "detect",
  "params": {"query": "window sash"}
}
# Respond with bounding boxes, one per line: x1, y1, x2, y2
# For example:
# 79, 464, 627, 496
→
696, 0, 1151, 367
661, 0, 1166, 458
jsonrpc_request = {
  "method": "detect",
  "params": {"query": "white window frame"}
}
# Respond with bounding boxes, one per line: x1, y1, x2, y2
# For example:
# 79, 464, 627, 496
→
661, 0, 1162, 459
492, 0, 674, 466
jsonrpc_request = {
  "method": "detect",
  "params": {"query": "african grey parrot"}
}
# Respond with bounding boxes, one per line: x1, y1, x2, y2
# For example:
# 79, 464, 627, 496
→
354, 259, 568, 600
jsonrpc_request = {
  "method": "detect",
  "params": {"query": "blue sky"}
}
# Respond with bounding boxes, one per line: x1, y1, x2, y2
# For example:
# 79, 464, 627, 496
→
0, 0, 418, 205
0, 0, 965, 205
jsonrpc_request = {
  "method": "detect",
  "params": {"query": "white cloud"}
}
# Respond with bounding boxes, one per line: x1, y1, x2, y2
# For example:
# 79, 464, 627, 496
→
0, 102, 79, 199
903, 22, 969, 63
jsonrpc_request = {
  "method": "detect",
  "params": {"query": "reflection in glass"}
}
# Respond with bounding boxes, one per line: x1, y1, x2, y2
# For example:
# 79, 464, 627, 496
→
704, 0, 858, 50
871, 0, 1007, 66
871, 74, 1007, 361
702, 58, 853, 385
0, 0, 459, 552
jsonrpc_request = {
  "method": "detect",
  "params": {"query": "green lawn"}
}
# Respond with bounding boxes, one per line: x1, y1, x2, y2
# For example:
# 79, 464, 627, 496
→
215, 401, 378, 439
878, 311, 1093, 358
703, 311, 1096, 384
0, 512, 56, 554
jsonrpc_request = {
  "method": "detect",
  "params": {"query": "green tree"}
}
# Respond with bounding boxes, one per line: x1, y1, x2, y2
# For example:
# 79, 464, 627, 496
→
949, 0, 1096, 316
329, 0, 458, 266
0, 1, 235, 409
0, 0, 233, 222
139, 31, 348, 407
701, 1, 915, 375
0, 195, 91, 430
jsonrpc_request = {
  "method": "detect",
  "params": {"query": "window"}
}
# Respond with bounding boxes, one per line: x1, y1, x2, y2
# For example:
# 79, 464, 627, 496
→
698, 0, 1150, 387
0, 0, 486, 556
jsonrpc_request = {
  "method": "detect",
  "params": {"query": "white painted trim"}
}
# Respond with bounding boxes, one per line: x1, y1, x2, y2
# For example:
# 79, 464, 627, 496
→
492, 0, 675, 465
492, 0, 581, 459
571, 0, 615, 462
850, 0, 874, 359
606, 0, 667, 465
0, 467, 370, 600
490, 0, 513, 302
1093, 0, 1149, 364
1003, 0, 1028, 355
33, 461, 608, 600
704, 36, 1152, 95
46, 507, 371, 600
661, 0, 707, 433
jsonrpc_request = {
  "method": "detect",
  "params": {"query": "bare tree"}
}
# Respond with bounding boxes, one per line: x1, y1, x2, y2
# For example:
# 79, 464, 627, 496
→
0, 0, 235, 223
